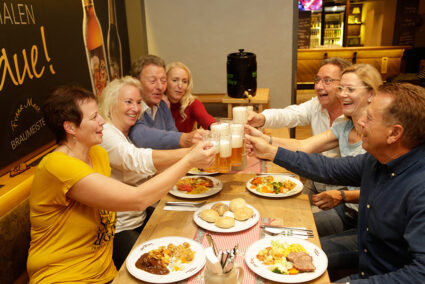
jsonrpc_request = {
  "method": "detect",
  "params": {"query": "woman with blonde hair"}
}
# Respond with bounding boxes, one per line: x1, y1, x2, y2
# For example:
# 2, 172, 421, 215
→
98, 76, 200, 268
245, 63, 383, 273
165, 61, 216, 132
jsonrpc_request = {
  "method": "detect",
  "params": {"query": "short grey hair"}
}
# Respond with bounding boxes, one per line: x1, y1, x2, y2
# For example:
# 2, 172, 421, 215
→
130, 54, 166, 79
321, 57, 352, 72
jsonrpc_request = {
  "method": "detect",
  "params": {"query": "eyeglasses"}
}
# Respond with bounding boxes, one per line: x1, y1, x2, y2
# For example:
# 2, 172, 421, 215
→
9, 163, 31, 177
313, 77, 340, 86
337, 85, 370, 94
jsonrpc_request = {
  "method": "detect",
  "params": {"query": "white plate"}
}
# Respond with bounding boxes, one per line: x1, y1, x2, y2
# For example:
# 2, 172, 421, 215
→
246, 175, 303, 198
193, 201, 260, 233
169, 176, 223, 199
245, 236, 328, 283
188, 168, 219, 175
126, 236, 206, 283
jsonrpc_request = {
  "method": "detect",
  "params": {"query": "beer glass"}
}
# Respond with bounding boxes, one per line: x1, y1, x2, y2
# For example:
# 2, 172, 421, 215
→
219, 135, 232, 173
230, 123, 243, 166
232, 106, 247, 124
203, 133, 220, 173
211, 122, 230, 137
204, 264, 244, 284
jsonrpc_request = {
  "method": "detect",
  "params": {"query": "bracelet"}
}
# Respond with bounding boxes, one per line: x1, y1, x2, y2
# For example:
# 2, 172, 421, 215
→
340, 190, 346, 203
268, 135, 273, 145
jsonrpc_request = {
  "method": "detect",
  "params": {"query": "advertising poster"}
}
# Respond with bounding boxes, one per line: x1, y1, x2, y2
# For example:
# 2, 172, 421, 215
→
0, 0, 131, 174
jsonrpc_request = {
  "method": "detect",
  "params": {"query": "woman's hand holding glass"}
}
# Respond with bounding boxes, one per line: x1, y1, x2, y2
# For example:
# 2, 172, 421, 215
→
186, 140, 216, 169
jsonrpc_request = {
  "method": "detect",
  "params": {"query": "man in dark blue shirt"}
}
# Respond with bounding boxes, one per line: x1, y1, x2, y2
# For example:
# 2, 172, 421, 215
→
246, 83, 425, 283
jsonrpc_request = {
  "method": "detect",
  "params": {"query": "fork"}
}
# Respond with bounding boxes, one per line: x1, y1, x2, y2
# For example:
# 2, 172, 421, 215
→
165, 201, 206, 207
264, 228, 314, 238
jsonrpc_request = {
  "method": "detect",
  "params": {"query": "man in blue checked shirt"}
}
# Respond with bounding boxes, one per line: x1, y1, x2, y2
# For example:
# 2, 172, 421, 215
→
246, 82, 425, 283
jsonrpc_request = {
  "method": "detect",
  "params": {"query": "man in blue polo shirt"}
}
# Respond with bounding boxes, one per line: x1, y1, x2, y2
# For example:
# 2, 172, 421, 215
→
246, 83, 425, 283
129, 55, 205, 149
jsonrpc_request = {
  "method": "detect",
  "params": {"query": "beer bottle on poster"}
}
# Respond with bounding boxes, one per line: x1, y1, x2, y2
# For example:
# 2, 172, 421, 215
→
107, 0, 123, 80
82, 0, 110, 96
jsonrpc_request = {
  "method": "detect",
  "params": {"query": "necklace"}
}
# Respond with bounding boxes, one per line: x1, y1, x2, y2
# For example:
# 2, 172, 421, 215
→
62, 143, 92, 166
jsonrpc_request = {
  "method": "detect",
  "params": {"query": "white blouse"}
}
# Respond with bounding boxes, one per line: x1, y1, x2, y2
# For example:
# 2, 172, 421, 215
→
100, 123, 157, 233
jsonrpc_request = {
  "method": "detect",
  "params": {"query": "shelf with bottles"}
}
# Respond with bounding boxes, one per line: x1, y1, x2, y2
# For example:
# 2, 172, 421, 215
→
310, 37, 321, 49
323, 28, 342, 39
323, 39, 343, 46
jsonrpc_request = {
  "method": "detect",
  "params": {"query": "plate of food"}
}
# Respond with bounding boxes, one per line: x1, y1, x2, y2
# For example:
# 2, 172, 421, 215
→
169, 176, 223, 199
188, 168, 219, 175
246, 175, 303, 198
126, 236, 206, 283
193, 198, 260, 233
245, 236, 327, 283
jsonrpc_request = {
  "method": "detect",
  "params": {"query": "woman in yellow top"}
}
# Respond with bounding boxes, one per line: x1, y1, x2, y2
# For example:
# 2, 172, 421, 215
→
27, 86, 215, 283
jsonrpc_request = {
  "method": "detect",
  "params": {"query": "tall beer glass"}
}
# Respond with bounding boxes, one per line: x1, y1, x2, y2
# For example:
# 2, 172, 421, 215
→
211, 122, 230, 137
232, 106, 247, 124
204, 133, 220, 173
230, 123, 243, 166
219, 135, 232, 173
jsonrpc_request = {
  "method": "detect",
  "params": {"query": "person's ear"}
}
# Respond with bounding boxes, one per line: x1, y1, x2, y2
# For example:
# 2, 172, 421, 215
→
63, 121, 76, 135
387, 124, 404, 144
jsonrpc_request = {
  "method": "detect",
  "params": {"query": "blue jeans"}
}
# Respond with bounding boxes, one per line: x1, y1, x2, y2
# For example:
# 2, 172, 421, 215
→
321, 228, 358, 271
314, 203, 357, 237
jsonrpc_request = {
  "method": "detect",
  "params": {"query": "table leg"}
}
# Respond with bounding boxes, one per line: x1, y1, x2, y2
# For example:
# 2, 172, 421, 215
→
258, 104, 263, 113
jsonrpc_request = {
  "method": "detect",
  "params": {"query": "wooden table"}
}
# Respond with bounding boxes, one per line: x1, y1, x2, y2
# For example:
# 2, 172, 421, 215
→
112, 173, 329, 284
222, 88, 270, 118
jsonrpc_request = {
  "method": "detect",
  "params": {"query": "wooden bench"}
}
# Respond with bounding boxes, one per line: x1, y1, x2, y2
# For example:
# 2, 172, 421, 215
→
0, 196, 30, 284
0, 147, 55, 284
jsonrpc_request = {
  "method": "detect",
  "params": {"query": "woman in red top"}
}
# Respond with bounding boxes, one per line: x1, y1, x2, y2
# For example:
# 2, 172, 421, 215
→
165, 61, 216, 132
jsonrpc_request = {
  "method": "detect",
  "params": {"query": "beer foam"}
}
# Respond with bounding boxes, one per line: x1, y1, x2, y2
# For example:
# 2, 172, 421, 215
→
233, 106, 247, 124
230, 123, 244, 135
231, 134, 243, 148
219, 140, 232, 157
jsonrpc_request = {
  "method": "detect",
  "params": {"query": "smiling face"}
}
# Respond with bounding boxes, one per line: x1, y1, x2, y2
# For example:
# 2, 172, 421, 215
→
111, 84, 142, 135
337, 72, 372, 118
74, 99, 105, 147
314, 64, 342, 111
358, 93, 394, 158
139, 64, 167, 108
166, 67, 189, 103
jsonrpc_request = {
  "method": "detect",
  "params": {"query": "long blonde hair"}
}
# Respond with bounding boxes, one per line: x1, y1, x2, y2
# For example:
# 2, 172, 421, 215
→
166, 62, 194, 121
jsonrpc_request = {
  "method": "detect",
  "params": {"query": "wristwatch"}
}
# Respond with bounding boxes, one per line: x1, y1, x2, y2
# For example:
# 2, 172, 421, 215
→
340, 190, 346, 203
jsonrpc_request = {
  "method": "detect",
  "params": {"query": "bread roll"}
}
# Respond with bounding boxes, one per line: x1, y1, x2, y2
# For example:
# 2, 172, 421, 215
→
234, 206, 254, 221
200, 209, 219, 223
215, 216, 235, 228
211, 202, 230, 216
229, 198, 247, 212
